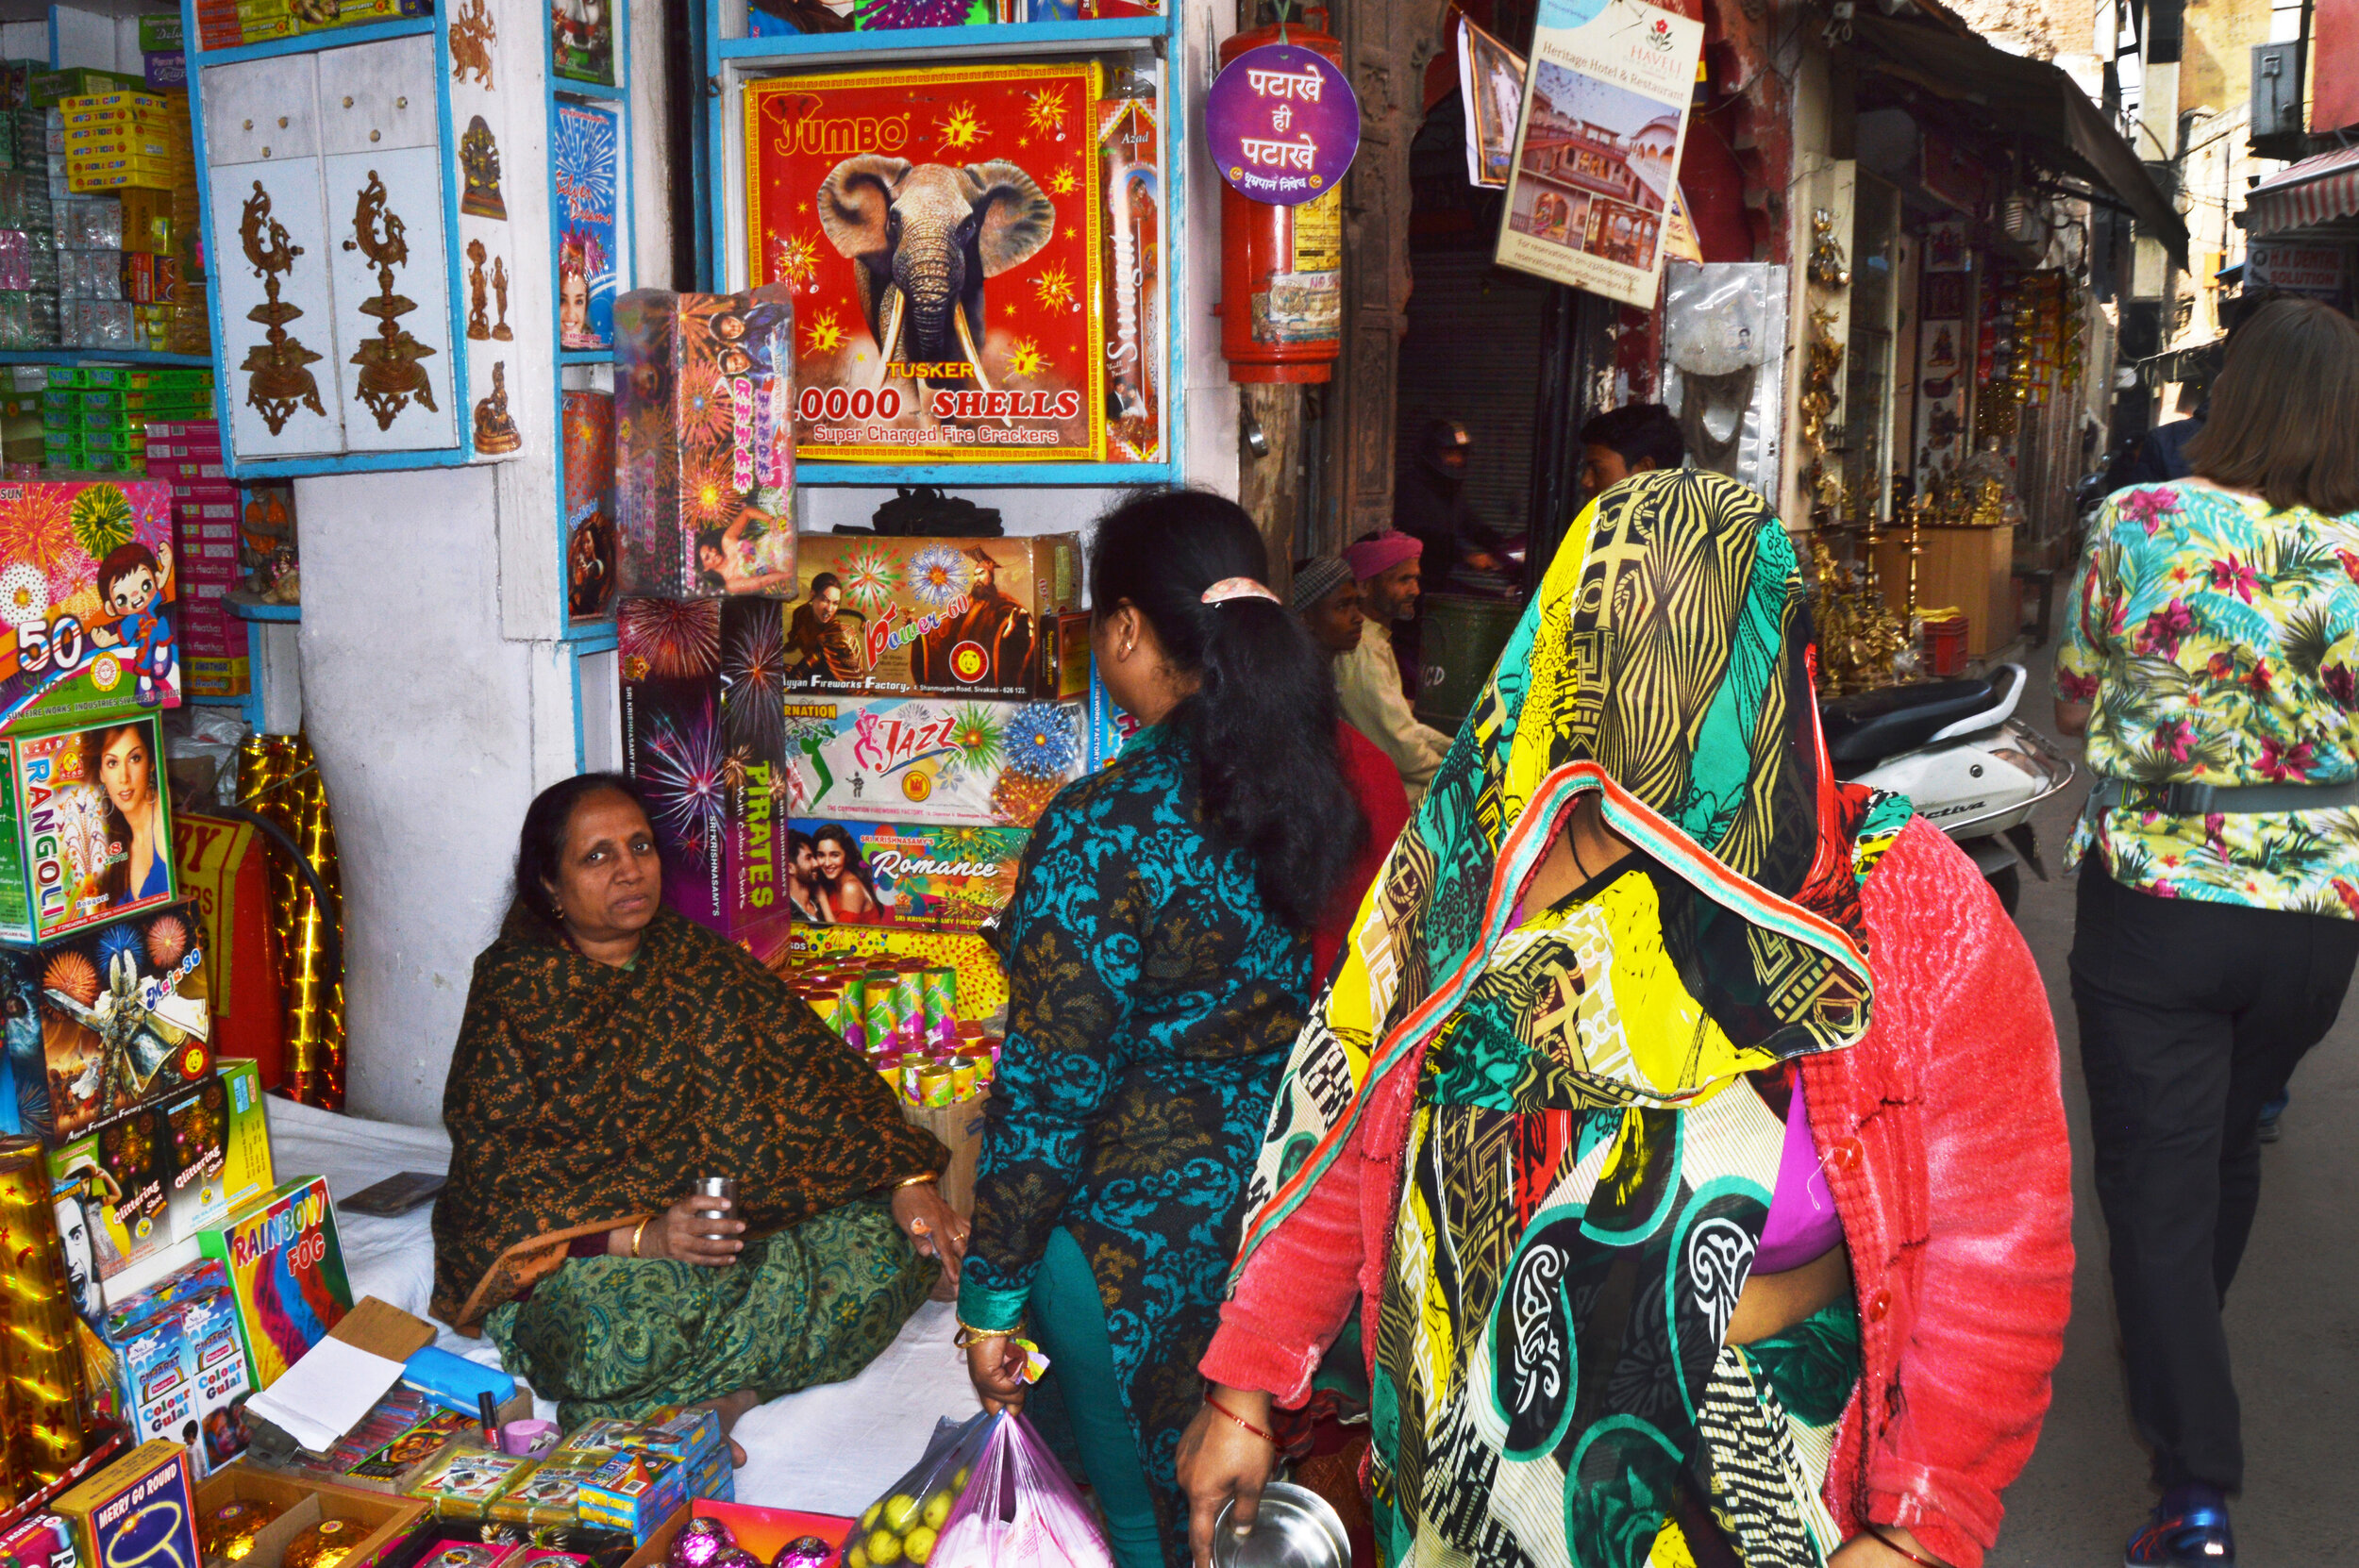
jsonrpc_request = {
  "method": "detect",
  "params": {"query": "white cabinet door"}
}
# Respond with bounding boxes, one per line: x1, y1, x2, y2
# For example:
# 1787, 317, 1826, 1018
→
315, 36, 439, 156
325, 145, 459, 452
209, 158, 345, 460
201, 57, 322, 166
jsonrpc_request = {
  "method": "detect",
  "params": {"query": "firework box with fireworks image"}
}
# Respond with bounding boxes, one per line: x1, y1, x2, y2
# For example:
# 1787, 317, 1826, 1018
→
0, 711, 181, 945
776, 926, 1008, 1028
98, 1256, 254, 1474
8, 895, 212, 1143
745, 61, 1109, 462
0, 480, 183, 730
781, 694, 1086, 829
618, 598, 801, 957
613, 286, 796, 601
52, 1440, 200, 1568
785, 818, 1025, 932
783, 533, 1084, 701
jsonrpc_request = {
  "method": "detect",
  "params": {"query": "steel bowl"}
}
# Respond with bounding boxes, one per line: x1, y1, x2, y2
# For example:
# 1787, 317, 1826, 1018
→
1211, 1482, 1350, 1568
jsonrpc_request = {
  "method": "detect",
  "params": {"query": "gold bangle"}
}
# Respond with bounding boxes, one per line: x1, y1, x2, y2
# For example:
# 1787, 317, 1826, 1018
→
629, 1217, 651, 1259
955, 1317, 1018, 1348
895, 1173, 939, 1191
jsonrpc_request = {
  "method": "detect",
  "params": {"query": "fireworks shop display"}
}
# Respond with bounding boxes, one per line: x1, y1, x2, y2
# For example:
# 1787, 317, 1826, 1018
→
0, 1136, 94, 1506
782, 694, 1086, 828
782, 534, 1084, 701
0, 478, 183, 730
775, 926, 1008, 1027
404, 1447, 541, 1523
193, 1175, 351, 1393
563, 393, 618, 626
0, 897, 210, 1140
249, 1387, 470, 1496
235, 736, 344, 1112
48, 1440, 201, 1568
143, 425, 245, 701
775, 950, 1000, 1109
0, 713, 179, 943
745, 62, 1109, 462
612, 287, 797, 601
781, 819, 1023, 932
94, 1258, 252, 1474
192, 1461, 435, 1568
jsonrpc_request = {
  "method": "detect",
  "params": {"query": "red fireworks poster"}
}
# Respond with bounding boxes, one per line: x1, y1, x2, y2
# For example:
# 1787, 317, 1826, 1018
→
745, 62, 1106, 463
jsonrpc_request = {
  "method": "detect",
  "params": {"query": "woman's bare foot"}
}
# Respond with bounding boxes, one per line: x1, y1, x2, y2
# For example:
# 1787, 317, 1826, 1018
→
693, 1389, 765, 1466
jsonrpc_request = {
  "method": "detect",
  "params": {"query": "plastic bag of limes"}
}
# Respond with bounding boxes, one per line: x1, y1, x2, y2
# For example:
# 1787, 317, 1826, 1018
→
841, 1411, 995, 1568
927, 1410, 1111, 1568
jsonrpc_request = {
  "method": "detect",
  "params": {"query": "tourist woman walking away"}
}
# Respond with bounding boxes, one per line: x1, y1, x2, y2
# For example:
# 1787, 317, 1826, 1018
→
961, 492, 1377, 1568
1180, 468, 2075, 1568
2051, 295, 2359, 1567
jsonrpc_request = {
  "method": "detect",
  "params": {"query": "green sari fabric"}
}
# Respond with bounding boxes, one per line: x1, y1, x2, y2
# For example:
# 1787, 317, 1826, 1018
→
486, 1197, 931, 1426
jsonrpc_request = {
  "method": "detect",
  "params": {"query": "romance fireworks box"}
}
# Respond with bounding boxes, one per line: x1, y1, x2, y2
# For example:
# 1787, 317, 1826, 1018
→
781, 533, 1084, 702
0, 478, 182, 730
195, 1176, 351, 1393
612, 286, 795, 602
780, 692, 1085, 829
5, 895, 210, 1142
0, 711, 179, 943
100, 1257, 253, 1475
51, 1440, 200, 1568
782, 818, 1025, 933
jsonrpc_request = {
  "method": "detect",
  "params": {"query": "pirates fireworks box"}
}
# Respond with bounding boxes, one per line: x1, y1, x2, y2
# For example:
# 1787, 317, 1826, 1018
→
4, 896, 210, 1142
99, 1257, 253, 1475
0, 711, 180, 944
611, 286, 795, 601
51, 1440, 201, 1568
780, 533, 1085, 702
781, 692, 1085, 829
194, 1176, 351, 1393
745, 61, 1108, 462
0, 479, 183, 730
783, 819, 1027, 933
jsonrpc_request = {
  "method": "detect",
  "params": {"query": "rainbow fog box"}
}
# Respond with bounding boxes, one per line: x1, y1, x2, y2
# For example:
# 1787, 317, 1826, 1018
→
0, 711, 177, 942
195, 1174, 351, 1391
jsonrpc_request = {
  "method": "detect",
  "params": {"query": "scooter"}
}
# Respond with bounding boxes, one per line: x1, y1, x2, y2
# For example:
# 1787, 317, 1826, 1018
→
1818, 664, 2075, 914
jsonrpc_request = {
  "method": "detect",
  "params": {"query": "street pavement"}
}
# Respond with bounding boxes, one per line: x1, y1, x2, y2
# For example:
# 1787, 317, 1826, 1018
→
1980, 647, 2358, 1564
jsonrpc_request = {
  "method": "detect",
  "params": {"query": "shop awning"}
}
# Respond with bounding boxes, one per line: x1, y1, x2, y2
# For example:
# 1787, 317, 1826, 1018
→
2247, 143, 2359, 238
1848, 13, 2190, 263
2133, 335, 2225, 388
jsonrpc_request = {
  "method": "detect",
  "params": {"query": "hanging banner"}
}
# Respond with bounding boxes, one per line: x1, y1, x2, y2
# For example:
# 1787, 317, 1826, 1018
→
1206, 43, 1360, 206
1494, 0, 1704, 308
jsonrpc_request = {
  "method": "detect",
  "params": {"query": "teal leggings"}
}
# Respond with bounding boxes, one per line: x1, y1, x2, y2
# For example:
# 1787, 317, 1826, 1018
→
1026, 1227, 1165, 1568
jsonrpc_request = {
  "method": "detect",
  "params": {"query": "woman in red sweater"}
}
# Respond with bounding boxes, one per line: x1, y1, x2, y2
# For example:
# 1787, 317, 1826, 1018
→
1179, 471, 2073, 1568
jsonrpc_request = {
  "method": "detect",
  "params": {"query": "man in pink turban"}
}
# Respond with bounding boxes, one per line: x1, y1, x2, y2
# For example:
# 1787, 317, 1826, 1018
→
1334, 531, 1450, 807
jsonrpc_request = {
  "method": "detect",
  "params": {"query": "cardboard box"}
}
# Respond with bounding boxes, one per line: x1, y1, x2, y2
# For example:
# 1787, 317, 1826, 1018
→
611, 286, 794, 600
780, 693, 1085, 829
138, 15, 184, 53
51, 1440, 200, 1568
780, 534, 1082, 701
4, 894, 210, 1138
0, 478, 184, 729
0, 717, 182, 942
195, 1462, 431, 1568
782, 818, 1025, 933
774, 926, 1008, 1026
575, 1452, 682, 1542
27, 69, 144, 108
405, 1448, 539, 1521
195, 1176, 351, 1391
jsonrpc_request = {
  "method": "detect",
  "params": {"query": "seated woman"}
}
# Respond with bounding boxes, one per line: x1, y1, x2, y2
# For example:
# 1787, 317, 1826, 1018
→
1180, 470, 2074, 1568
431, 774, 964, 1453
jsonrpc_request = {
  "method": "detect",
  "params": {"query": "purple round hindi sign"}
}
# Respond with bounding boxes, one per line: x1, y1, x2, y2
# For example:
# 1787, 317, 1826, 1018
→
1206, 43, 1361, 206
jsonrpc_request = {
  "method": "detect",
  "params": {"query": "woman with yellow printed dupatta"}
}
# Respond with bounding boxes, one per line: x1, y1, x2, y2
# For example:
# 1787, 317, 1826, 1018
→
1179, 471, 2074, 1568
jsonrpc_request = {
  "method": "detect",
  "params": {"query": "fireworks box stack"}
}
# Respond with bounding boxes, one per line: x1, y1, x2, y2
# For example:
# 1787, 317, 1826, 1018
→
59, 89, 201, 356
148, 421, 245, 696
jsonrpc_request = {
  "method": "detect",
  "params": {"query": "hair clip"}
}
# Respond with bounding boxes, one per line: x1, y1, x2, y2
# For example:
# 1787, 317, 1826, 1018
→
1200, 577, 1279, 607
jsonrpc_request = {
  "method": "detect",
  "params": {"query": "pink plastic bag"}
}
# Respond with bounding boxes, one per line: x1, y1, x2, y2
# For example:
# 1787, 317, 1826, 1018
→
929, 1411, 1113, 1568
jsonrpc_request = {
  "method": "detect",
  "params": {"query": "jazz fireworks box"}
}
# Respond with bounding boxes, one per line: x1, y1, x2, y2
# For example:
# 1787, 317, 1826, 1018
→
611, 285, 795, 600
781, 693, 1085, 828
781, 534, 1084, 701
51, 1440, 201, 1568
100, 1257, 254, 1474
196, 1176, 352, 1392
0, 478, 182, 728
3, 894, 209, 1141
783, 819, 1025, 933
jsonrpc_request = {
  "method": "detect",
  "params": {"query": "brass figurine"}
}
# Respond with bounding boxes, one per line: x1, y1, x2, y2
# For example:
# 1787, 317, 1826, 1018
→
1808, 208, 1851, 290
491, 255, 511, 341
237, 181, 326, 437
465, 238, 491, 341
342, 169, 439, 430
449, 0, 496, 92
473, 360, 521, 455
460, 116, 507, 219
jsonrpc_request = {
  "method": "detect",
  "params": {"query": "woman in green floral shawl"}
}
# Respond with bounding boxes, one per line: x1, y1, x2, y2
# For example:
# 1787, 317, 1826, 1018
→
431, 775, 962, 1444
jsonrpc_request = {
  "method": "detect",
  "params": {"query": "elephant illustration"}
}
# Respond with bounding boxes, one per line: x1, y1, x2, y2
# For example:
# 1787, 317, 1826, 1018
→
816, 157, 1055, 403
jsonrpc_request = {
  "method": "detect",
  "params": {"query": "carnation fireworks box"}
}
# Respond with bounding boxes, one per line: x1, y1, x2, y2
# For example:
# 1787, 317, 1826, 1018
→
0, 712, 180, 943
744, 62, 1107, 462
51, 1440, 200, 1568
0, 479, 182, 730
611, 286, 795, 601
781, 533, 1084, 702
783, 819, 1025, 933
99, 1257, 253, 1475
4, 894, 210, 1141
405, 1448, 541, 1521
780, 692, 1084, 829
195, 1176, 351, 1392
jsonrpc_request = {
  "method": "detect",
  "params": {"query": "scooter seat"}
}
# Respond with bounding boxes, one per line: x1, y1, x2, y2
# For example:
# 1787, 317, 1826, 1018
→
1821, 667, 2023, 769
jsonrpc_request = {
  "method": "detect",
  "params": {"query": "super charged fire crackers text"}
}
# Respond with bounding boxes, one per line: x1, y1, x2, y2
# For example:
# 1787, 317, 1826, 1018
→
745, 61, 1106, 462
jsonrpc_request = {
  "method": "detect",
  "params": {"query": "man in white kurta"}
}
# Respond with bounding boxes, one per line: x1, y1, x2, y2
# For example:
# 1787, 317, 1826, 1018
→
1334, 532, 1450, 807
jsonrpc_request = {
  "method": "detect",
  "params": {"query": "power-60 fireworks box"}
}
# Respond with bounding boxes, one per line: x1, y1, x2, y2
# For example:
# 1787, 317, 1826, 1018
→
612, 286, 795, 601
51, 1440, 201, 1568
0, 711, 179, 943
744, 61, 1107, 462
781, 693, 1085, 828
782, 819, 1025, 933
4, 895, 210, 1141
781, 533, 1083, 702
0, 478, 182, 728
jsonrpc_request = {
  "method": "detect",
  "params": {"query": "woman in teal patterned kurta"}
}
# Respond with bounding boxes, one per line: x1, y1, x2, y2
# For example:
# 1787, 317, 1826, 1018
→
960, 492, 1367, 1568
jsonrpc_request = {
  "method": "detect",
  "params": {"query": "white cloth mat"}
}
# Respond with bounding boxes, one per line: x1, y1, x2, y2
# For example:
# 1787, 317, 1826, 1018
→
263, 1096, 979, 1509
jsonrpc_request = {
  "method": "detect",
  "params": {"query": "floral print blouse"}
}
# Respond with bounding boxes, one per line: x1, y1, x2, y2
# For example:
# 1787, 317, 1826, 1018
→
2055, 479, 2359, 915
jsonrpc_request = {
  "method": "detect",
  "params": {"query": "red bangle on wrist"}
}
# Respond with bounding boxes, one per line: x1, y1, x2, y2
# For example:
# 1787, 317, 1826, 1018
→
1861, 1525, 1947, 1568
1204, 1393, 1276, 1446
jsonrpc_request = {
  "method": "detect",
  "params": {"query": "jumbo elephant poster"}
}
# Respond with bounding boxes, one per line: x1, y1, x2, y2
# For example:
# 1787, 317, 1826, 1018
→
1494, 0, 1703, 308
746, 63, 1108, 463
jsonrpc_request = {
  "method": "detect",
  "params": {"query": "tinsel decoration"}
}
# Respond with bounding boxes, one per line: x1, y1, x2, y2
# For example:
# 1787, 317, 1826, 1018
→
0, 1137, 90, 1508
238, 734, 346, 1109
